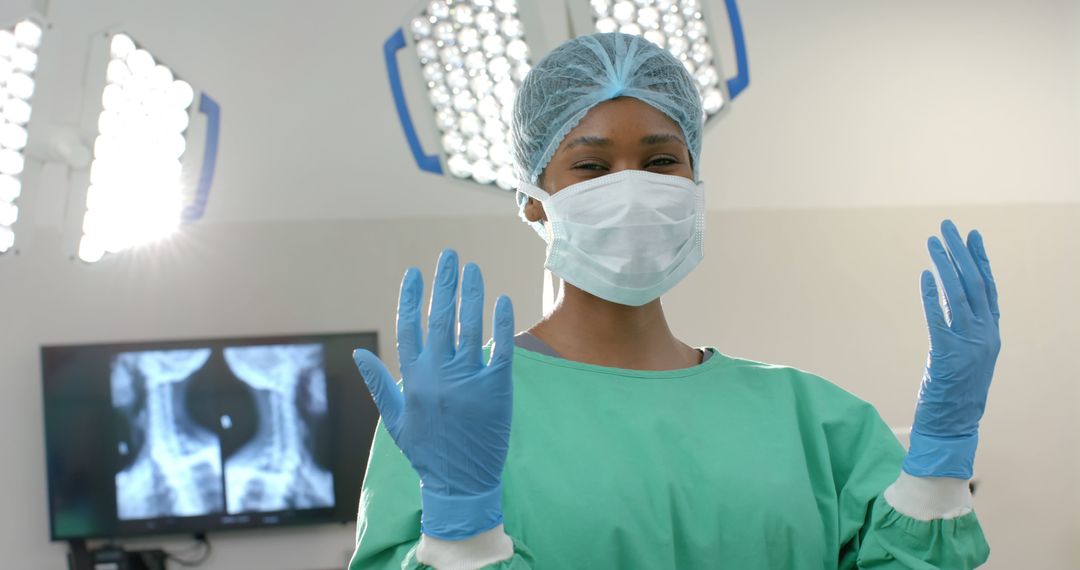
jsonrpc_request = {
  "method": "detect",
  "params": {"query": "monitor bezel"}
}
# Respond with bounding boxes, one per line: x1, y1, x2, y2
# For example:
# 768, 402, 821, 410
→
40, 330, 379, 542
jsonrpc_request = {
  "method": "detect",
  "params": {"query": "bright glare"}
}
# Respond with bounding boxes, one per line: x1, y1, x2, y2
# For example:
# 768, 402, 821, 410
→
0, 18, 42, 253
0, 18, 43, 253
80, 33, 196, 263
0, 19, 42, 255
411, 0, 529, 190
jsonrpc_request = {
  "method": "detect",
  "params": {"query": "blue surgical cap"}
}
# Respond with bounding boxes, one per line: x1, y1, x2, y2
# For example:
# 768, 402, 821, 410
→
511, 32, 704, 186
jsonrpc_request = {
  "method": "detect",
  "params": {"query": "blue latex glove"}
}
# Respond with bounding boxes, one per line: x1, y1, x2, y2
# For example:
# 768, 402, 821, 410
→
904, 220, 1001, 479
353, 249, 516, 540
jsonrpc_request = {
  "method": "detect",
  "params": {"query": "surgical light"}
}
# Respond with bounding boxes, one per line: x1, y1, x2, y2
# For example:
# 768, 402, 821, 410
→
582, 0, 748, 119
78, 32, 219, 264
0, 18, 42, 255
387, 0, 534, 191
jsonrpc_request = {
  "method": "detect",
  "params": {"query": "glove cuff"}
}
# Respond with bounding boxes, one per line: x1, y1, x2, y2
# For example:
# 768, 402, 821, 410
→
420, 484, 504, 541
903, 430, 979, 479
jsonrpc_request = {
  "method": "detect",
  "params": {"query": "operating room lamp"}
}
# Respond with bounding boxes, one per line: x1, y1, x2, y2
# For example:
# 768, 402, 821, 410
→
73, 31, 221, 263
384, 0, 749, 192
0, 16, 44, 255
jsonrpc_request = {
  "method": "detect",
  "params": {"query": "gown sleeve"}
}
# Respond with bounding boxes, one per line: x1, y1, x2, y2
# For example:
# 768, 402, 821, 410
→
348, 420, 535, 570
827, 393, 991, 569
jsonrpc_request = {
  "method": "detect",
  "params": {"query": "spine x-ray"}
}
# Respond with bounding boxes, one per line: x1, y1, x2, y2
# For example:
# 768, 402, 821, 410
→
112, 343, 335, 521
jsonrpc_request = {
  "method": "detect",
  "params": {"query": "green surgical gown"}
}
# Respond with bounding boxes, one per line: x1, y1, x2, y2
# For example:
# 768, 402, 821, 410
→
350, 347, 989, 569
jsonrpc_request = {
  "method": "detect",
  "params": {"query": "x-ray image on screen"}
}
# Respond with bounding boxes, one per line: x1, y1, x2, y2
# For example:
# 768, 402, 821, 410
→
221, 344, 335, 514
112, 349, 225, 521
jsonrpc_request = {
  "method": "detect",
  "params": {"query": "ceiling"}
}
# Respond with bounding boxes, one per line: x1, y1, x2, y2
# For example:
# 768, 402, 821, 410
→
7, 0, 1079, 226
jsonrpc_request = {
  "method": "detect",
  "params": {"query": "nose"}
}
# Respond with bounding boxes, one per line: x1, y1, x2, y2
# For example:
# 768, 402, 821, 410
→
607, 161, 646, 176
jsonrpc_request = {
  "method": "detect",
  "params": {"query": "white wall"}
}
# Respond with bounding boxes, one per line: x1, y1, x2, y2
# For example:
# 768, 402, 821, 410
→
2, 0, 1078, 568
4, 206, 1077, 569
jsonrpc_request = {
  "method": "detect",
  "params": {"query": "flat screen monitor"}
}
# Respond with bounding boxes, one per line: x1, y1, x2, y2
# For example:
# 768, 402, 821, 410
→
40, 332, 380, 540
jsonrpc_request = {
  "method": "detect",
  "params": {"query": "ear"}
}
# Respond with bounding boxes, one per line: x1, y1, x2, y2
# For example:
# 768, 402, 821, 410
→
523, 197, 546, 223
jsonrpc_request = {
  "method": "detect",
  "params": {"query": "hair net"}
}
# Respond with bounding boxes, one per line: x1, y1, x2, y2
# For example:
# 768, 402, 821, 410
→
511, 32, 705, 188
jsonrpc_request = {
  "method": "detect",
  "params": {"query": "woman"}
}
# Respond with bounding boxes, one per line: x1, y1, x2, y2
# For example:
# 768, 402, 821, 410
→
350, 33, 997, 569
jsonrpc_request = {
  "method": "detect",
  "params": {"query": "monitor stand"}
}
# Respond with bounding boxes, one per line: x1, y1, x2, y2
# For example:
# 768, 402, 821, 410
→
66, 540, 166, 570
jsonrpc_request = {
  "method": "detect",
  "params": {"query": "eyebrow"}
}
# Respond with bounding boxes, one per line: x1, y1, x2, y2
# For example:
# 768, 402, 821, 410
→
563, 133, 686, 150
564, 136, 612, 150
639, 133, 685, 146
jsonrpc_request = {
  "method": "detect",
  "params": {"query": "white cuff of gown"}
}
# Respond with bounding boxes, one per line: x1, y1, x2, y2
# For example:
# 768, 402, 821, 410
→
416, 524, 514, 570
883, 471, 974, 521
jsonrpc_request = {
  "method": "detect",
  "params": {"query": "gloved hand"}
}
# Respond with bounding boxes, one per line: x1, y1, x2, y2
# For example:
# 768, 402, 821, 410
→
904, 220, 1001, 479
353, 249, 516, 540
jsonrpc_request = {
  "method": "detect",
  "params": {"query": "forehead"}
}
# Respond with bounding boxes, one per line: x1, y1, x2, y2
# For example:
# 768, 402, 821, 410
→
560, 97, 685, 147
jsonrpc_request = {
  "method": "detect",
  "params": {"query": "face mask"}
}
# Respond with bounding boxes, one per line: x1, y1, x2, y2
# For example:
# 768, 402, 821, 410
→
517, 169, 705, 306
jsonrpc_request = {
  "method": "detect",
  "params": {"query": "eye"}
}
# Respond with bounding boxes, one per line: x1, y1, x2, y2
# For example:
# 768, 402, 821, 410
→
572, 161, 608, 171
646, 155, 680, 168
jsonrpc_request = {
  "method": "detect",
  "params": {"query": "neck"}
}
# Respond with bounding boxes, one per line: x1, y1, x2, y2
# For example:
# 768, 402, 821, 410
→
528, 281, 699, 370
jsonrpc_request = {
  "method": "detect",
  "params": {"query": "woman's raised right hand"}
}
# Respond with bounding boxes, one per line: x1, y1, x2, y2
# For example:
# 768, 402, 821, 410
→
353, 249, 515, 540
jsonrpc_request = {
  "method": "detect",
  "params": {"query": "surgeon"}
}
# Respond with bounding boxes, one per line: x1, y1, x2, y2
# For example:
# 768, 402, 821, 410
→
350, 32, 999, 569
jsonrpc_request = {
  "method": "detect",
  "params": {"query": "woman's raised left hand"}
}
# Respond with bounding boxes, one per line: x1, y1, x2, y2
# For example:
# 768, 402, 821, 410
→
903, 220, 1001, 480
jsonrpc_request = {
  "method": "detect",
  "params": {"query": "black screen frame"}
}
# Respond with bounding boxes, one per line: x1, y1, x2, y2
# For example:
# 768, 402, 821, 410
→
40, 331, 380, 541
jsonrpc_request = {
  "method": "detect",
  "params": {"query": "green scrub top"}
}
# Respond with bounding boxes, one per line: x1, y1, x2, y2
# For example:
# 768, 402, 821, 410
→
350, 346, 989, 569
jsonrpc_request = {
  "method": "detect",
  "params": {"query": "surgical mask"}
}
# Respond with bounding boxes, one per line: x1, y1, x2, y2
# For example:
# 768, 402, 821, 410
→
517, 169, 705, 306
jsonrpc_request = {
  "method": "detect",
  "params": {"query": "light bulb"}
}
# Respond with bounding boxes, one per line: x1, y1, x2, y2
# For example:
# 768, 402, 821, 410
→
0, 174, 20, 202
0, 224, 14, 253
596, 18, 618, 33
493, 0, 517, 15
427, 0, 450, 20
643, 30, 666, 48
702, 88, 724, 114
470, 72, 493, 97
7, 73, 34, 100
447, 153, 472, 178
416, 39, 438, 62
506, 39, 528, 62
167, 80, 195, 110
487, 56, 510, 78
411, 17, 432, 39
441, 130, 466, 154
110, 34, 135, 59
0, 31, 17, 56
423, 61, 445, 84
435, 108, 457, 131
14, 20, 43, 49
106, 59, 131, 85
447, 68, 469, 91
3, 97, 32, 124
149, 65, 174, 89
475, 12, 499, 35
459, 112, 482, 136
0, 123, 28, 150
500, 17, 523, 38
482, 35, 506, 56
125, 49, 155, 76
0, 148, 24, 175
12, 48, 37, 73
78, 235, 105, 263
495, 166, 517, 191
471, 159, 496, 184
0, 200, 17, 226
453, 5, 475, 25
613, 1, 636, 23
458, 28, 481, 51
